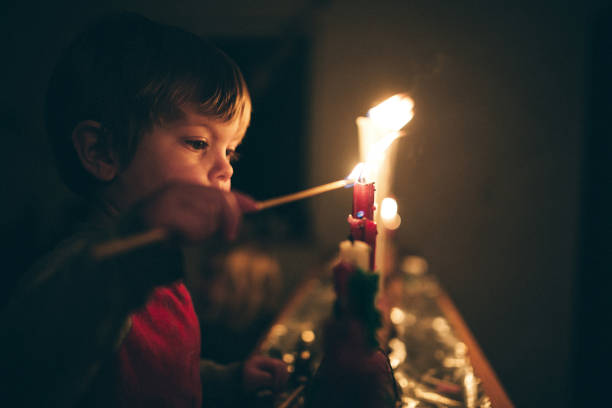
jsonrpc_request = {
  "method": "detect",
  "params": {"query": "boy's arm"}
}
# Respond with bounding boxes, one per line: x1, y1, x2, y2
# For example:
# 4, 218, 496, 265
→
0, 218, 182, 407
200, 359, 245, 406
200, 355, 289, 406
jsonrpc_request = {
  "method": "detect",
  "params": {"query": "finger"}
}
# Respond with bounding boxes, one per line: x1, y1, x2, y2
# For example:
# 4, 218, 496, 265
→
278, 362, 290, 388
272, 361, 289, 391
252, 357, 287, 390
250, 370, 274, 389
183, 198, 221, 242
233, 191, 259, 213
254, 356, 284, 371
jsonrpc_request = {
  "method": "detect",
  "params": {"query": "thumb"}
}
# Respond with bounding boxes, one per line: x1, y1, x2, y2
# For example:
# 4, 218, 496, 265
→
244, 368, 273, 392
220, 192, 241, 241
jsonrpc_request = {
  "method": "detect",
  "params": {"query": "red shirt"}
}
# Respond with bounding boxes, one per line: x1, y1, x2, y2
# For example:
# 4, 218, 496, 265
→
113, 282, 202, 407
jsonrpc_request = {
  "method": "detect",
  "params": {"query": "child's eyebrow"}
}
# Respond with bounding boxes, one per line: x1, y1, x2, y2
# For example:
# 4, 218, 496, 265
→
174, 124, 212, 133
176, 123, 245, 144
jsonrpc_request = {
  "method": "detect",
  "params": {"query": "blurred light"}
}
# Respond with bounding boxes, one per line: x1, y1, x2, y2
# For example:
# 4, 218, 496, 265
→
300, 350, 311, 360
368, 94, 415, 131
404, 312, 417, 327
443, 357, 465, 368
395, 372, 410, 390
464, 367, 478, 408
282, 353, 295, 364
432, 317, 450, 333
388, 338, 407, 368
402, 396, 420, 408
454, 342, 467, 357
382, 214, 401, 230
380, 197, 398, 220
301, 330, 315, 343
390, 357, 401, 369
414, 387, 462, 407
271, 324, 287, 337
395, 372, 415, 393
287, 365, 295, 373
390, 307, 405, 325
401, 256, 428, 276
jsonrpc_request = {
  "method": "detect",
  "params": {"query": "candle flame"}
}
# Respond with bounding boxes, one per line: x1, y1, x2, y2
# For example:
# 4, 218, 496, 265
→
350, 94, 415, 184
368, 94, 414, 131
347, 132, 402, 183
366, 130, 402, 164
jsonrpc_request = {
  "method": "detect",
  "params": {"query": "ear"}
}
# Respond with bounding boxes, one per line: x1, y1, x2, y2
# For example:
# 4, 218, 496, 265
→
71, 120, 119, 182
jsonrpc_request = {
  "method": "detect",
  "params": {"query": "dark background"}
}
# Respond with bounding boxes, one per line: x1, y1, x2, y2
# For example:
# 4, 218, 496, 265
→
1, 1, 611, 407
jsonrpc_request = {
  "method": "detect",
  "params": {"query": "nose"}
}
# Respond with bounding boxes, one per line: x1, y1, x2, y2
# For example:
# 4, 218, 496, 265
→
209, 150, 233, 190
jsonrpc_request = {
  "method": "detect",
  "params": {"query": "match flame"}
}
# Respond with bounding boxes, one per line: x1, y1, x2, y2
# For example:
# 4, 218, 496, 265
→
368, 94, 414, 131
347, 162, 366, 182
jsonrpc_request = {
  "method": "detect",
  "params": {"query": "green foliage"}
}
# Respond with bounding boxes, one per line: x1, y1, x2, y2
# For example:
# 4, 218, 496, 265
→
345, 267, 382, 348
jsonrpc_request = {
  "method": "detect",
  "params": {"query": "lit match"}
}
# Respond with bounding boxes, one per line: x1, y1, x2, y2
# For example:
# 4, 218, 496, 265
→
256, 179, 353, 211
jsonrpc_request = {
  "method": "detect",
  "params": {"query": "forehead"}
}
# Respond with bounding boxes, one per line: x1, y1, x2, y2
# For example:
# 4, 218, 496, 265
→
167, 107, 247, 141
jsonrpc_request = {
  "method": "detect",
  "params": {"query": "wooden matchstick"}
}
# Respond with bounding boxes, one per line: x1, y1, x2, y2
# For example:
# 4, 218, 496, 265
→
91, 227, 169, 260
256, 179, 352, 210
277, 384, 306, 408
91, 179, 353, 260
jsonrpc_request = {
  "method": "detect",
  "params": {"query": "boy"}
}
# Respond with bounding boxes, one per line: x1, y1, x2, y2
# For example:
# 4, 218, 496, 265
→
0, 12, 287, 407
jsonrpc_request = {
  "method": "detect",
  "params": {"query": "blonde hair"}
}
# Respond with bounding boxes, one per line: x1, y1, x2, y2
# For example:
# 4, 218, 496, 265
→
46, 12, 251, 194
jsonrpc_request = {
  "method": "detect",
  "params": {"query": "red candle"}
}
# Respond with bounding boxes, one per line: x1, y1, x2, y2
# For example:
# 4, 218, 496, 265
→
349, 181, 377, 270
352, 182, 375, 219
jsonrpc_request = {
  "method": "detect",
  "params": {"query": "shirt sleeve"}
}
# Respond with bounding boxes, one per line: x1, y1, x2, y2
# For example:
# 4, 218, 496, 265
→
0, 216, 183, 407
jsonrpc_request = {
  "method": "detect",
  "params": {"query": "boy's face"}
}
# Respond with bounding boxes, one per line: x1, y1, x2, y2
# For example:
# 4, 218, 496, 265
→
109, 106, 245, 210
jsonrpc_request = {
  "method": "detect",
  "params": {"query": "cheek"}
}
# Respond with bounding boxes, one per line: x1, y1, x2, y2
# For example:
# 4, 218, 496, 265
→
143, 148, 206, 184
117, 153, 168, 201
116, 141, 217, 204
150, 147, 217, 187
116, 145, 179, 197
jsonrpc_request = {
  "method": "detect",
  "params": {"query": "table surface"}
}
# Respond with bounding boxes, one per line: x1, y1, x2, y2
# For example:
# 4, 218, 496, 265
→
257, 269, 514, 408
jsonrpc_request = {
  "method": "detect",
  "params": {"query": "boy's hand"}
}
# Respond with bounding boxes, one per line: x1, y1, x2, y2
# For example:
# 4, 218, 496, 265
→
136, 183, 257, 243
242, 355, 289, 393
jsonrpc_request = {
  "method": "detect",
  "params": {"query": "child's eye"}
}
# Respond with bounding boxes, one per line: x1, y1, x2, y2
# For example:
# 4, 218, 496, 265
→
226, 149, 240, 163
185, 140, 209, 151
